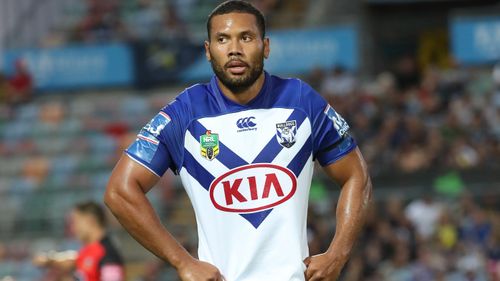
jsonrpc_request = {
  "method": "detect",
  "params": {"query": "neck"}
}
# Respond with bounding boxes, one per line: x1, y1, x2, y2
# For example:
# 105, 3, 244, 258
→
84, 227, 105, 245
217, 72, 265, 105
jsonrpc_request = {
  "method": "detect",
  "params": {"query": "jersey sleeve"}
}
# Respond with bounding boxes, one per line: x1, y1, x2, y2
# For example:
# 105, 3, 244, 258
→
125, 99, 187, 176
302, 81, 357, 166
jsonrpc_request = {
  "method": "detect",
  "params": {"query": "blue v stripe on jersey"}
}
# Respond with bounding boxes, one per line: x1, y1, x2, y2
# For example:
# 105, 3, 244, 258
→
252, 109, 308, 164
183, 149, 215, 191
287, 137, 313, 177
240, 210, 273, 229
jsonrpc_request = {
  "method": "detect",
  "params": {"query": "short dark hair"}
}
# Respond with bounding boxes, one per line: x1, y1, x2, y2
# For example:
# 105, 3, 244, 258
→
207, 0, 266, 40
74, 201, 107, 228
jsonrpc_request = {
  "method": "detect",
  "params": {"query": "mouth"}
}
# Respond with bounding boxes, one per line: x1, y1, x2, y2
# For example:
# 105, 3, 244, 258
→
225, 60, 248, 75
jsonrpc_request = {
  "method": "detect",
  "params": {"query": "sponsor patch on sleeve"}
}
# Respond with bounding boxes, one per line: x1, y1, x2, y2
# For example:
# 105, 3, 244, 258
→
143, 111, 171, 137
127, 112, 171, 163
324, 104, 349, 136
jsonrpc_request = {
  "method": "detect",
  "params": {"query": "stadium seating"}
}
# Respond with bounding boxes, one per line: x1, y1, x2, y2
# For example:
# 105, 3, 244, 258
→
0, 90, 180, 279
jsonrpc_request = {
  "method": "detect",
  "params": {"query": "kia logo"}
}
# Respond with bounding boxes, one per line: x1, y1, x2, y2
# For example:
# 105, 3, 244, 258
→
236, 117, 256, 129
209, 164, 297, 213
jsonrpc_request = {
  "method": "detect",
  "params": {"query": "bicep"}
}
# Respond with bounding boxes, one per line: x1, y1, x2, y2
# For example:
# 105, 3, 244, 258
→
321, 147, 369, 187
108, 153, 160, 194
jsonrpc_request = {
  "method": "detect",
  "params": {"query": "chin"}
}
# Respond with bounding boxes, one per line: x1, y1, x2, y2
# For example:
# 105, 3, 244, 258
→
226, 71, 248, 78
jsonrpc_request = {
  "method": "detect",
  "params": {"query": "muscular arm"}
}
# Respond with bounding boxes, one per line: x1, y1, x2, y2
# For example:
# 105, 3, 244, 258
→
104, 154, 223, 281
305, 147, 372, 280
104, 154, 191, 268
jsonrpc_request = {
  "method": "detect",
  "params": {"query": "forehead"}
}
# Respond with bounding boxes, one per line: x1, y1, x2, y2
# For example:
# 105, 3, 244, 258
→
71, 210, 89, 220
210, 12, 259, 35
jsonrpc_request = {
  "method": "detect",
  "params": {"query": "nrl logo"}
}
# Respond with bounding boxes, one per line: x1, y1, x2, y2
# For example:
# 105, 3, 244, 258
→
276, 120, 297, 148
200, 130, 219, 160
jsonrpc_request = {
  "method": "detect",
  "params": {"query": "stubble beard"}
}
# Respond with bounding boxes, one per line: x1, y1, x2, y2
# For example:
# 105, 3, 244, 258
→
210, 52, 264, 94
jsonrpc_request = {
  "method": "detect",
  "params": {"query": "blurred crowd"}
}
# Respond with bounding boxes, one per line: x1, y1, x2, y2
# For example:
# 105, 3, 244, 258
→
42, 0, 296, 46
308, 58, 500, 176
67, 0, 187, 43
308, 192, 500, 281
301, 59, 500, 281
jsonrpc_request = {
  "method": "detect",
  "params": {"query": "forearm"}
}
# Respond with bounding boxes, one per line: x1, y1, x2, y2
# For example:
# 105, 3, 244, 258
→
327, 175, 372, 260
104, 182, 192, 269
50, 257, 76, 271
34, 251, 76, 271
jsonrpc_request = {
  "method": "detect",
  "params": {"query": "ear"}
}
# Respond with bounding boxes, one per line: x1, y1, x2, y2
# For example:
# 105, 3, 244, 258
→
263, 37, 270, 59
204, 40, 211, 61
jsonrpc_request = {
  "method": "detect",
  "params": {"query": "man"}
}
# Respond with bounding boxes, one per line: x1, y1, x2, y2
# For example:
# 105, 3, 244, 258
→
105, 1, 372, 280
34, 201, 125, 281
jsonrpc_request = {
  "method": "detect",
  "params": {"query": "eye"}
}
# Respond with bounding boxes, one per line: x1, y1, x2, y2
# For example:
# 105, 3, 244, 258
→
242, 34, 252, 42
217, 36, 227, 43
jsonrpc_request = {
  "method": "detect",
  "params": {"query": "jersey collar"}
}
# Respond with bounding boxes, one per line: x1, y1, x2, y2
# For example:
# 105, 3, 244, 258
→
209, 71, 271, 111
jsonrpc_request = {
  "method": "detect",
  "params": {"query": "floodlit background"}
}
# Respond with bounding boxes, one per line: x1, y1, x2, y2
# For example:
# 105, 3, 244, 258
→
0, 0, 500, 280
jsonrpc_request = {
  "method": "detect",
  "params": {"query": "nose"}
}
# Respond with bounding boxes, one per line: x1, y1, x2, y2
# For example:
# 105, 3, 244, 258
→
228, 39, 243, 57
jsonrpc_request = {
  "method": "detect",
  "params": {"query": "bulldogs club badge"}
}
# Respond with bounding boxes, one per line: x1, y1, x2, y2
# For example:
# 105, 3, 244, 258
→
276, 120, 297, 148
200, 130, 220, 160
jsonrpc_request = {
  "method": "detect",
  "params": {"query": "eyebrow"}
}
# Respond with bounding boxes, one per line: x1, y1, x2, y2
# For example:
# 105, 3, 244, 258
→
214, 29, 257, 37
214, 32, 230, 38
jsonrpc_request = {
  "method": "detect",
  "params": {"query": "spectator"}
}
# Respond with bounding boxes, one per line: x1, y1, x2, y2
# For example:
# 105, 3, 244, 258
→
378, 242, 413, 281
394, 55, 420, 91
7, 59, 33, 105
437, 211, 459, 250
405, 195, 443, 240
453, 247, 489, 281
320, 66, 357, 102
412, 246, 440, 281
385, 196, 416, 247
460, 207, 493, 247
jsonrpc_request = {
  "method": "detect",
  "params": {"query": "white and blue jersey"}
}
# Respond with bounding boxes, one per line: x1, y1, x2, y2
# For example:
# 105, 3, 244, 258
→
126, 72, 356, 281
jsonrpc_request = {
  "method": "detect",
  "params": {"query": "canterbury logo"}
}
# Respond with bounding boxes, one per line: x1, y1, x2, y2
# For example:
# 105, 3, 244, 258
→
236, 117, 257, 130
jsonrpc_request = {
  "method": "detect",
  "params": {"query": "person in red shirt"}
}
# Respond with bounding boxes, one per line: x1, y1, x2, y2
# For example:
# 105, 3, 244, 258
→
34, 201, 125, 281
7, 59, 33, 104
